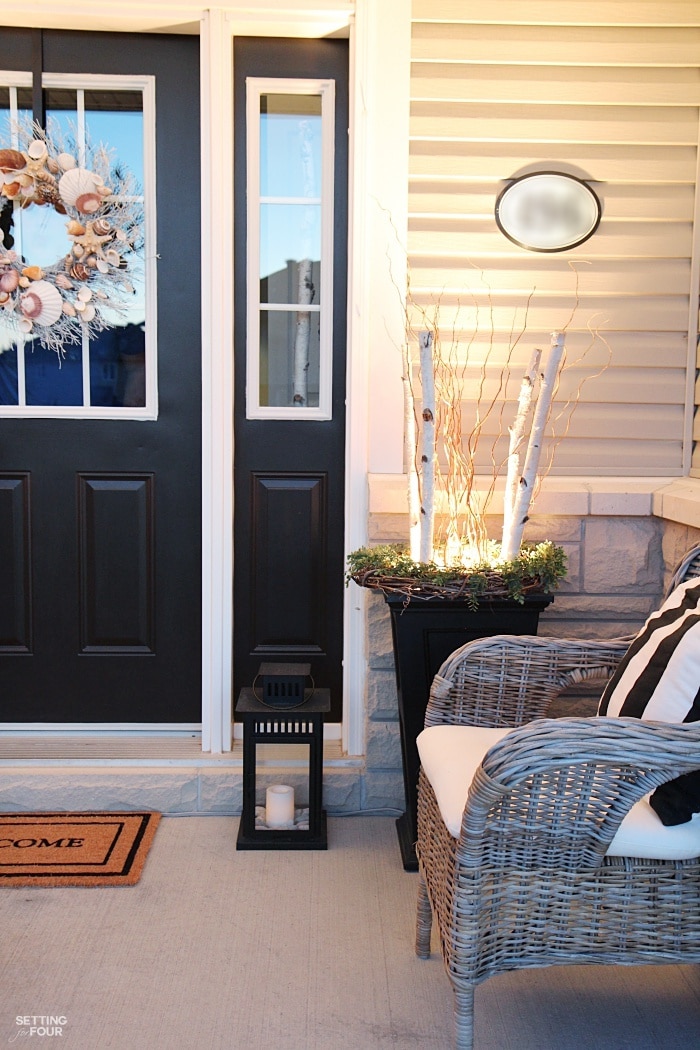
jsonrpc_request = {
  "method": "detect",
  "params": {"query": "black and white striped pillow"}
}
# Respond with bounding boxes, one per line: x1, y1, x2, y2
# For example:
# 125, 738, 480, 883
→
598, 576, 700, 825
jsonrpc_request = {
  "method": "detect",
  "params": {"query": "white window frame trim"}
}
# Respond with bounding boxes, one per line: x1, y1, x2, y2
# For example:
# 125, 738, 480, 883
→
245, 76, 335, 421
0, 71, 157, 421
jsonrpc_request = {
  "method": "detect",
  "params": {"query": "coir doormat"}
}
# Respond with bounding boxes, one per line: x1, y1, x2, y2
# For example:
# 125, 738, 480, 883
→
0, 812, 160, 887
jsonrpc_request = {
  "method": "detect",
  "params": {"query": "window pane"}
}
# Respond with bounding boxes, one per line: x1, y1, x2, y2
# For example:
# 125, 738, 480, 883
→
260, 94, 322, 198
84, 90, 144, 186
89, 321, 145, 408
260, 203, 321, 304
44, 88, 77, 150
16, 87, 32, 122
0, 343, 19, 405
25, 339, 83, 407
260, 309, 320, 408
13, 203, 67, 273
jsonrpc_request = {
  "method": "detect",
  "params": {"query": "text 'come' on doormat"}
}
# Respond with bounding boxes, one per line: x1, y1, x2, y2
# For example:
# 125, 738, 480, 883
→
0, 812, 160, 887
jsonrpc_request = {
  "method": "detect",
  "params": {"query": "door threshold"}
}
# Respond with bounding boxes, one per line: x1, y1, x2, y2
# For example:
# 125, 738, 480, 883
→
0, 735, 360, 768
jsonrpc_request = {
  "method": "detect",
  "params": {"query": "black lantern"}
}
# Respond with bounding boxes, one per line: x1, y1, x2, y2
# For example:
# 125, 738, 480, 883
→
256, 662, 311, 709
235, 665, 330, 851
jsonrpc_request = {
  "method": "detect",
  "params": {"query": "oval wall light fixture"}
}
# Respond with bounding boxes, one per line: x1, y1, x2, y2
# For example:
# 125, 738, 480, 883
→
495, 171, 601, 253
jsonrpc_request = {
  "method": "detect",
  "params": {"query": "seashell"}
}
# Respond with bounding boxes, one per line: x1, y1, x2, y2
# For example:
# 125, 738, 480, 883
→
58, 167, 102, 209
77, 287, 93, 303
19, 280, 63, 326
75, 192, 103, 215
0, 148, 25, 173
18, 276, 30, 288
86, 255, 98, 268
2, 182, 20, 198
18, 317, 33, 333
47, 157, 60, 174
105, 248, 121, 267
79, 303, 96, 323
66, 220, 86, 237
69, 263, 90, 281
0, 291, 8, 304
71, 244, 84, 258
27, 140, 47, 160
62, 300, 76, 317
96, 258, 110, 274
54, 273, 73, 290
0, 269, 19, 293
22, 265, 44, 282
19, 291, 42, 319
57, 153, 76, 172
91, 219, 111, 237
115, 228, 127, 242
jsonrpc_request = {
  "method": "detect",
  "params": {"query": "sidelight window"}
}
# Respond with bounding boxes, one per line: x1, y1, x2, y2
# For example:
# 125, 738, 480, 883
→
0, 73, 156, 418
246, 79, 335, 419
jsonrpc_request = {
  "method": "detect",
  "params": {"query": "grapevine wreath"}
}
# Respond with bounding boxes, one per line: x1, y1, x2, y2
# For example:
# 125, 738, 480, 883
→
0, 123, 143, 355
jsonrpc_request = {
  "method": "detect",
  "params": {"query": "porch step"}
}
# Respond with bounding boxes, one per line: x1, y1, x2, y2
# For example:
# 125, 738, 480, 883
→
0, 736, 400, 818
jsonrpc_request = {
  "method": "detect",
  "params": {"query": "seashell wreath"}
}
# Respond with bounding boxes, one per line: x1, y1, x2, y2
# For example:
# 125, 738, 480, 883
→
0, 123, 143, 355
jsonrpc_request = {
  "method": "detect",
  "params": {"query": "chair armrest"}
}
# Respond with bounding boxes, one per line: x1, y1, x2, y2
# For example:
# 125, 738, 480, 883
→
461, 716, 700, 869
426, 634, 629, 728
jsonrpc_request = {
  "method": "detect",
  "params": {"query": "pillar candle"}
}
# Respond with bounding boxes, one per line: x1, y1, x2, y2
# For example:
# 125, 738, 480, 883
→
265, 784, 295, 828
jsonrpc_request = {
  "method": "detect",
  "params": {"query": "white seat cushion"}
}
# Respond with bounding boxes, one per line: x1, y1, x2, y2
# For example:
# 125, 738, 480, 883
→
417, 724, 700, 861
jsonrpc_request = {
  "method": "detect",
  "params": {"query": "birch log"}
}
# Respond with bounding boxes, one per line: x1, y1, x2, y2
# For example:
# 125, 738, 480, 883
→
501, 331, 565, 561
403, 343, 421, 561
292, 260, 314, 404
501, 348, 541, 556
419, 330, 436, 563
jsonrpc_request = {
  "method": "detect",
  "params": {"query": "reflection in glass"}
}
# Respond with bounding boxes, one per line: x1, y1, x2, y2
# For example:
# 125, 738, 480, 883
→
25, 339, 84, 407
260, 94, 322, 199
85, 91, 144, 187
0, 343, 19, 404
260, 203, 321, 305
89, 322, 146, 407
0, 322, 147, 408
13, 204, 67, 273
44, 88, 77, 152
259, 310, 320, 408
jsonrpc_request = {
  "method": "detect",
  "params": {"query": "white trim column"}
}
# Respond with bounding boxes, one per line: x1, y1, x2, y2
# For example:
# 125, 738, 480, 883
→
200, 9, 234, 753
343, 0, 411, 755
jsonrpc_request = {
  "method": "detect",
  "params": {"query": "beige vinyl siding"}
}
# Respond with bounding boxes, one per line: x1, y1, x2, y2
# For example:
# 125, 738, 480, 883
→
409, 1, 700, 477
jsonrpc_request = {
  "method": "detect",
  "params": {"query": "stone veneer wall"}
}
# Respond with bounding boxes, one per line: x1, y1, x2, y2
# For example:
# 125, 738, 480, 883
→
361, 511, 700, 813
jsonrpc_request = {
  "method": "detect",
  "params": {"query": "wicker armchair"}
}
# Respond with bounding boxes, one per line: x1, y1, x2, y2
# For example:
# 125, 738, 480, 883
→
415, 633, 700, 1050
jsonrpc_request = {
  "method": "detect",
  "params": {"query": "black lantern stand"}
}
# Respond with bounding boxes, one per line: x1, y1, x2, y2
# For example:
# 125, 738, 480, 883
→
235, 686, 330, 851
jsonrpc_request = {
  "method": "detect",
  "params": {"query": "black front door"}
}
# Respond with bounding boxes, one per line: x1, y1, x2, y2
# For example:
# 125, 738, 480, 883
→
0, 29, 201, 723
233, 39, 348, 720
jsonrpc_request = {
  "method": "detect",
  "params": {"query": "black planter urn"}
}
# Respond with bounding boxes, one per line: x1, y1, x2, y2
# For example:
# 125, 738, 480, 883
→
384, 592, 554, 871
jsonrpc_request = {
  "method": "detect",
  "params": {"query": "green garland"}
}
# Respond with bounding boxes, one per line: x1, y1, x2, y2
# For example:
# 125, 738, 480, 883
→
347, 540, 567, 607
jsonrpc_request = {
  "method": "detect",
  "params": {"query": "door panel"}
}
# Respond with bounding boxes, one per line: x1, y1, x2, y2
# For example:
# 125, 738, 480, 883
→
78, 474, 155, 653
233, 39, 348, 720
0, 30, 201, 723
250, 473, 327, 650
0, 473, 31, 653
